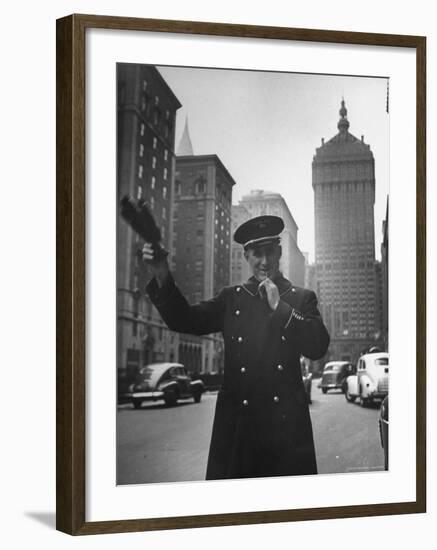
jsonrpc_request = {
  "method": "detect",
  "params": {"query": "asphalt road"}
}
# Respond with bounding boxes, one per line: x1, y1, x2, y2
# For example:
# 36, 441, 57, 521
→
116, 386, 385, 485
310, 388, 385, 475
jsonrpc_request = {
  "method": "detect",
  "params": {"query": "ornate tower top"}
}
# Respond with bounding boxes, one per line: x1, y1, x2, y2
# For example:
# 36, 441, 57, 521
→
177, 117, 194, 156
337, 98, 350, 133
313, 98, 372, 163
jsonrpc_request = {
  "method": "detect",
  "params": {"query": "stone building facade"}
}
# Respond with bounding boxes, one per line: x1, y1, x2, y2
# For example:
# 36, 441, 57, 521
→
236, 190, 305, 287
231, 205, 251, 285
381, 198, 389, 350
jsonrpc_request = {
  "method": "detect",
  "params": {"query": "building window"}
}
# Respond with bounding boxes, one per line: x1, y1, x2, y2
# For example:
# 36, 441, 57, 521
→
140, 123, 145, 136
164, 149, 168, 161
162, 206, 166, 220
163, 168, 168, 180
150, 197, 155, 210
175, 181, 181, 195
142, 79, 148, 91
137, 185, 143, 200
162, 186, 167, 199
139, 144, 144, 157
153, 137, 157, 149
141, 97, 147, 111
138, 165, 143, 179
166, 109, 170, 120
152, 156, 157, 169
196, 179, 205, 193
155, 95, 159, 106
151, 176, 156, 189
161, 225, 165, 239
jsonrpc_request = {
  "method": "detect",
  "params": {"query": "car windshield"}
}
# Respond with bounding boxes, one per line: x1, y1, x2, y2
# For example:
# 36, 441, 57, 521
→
325, 365, 341, 371
138, 367, 154, 380
374, 358, 389, 366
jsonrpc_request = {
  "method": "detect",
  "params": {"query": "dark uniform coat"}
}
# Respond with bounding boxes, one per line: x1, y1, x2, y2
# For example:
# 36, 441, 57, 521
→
147, 273, 330, 480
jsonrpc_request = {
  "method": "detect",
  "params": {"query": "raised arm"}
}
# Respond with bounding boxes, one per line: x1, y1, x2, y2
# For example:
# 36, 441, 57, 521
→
143, 242, 226, 335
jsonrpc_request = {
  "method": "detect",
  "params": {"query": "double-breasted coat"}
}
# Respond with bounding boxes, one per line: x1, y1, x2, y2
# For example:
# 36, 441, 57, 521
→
147, 273, 330, 480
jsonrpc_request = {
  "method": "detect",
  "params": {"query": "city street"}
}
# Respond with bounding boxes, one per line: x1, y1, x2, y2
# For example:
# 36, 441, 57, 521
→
117, 387, 385, 485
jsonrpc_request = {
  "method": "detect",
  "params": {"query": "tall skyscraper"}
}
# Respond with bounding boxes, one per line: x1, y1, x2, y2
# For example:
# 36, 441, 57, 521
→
237, 190, 305, 286
117, 64, 181, 380
312, 100, 382, 363
380, 198, 389, 350
303, 252, 316, 292
173, 153, 236, 374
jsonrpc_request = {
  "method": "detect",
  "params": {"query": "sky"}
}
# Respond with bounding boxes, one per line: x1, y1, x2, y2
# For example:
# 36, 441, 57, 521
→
158, 65, 389, 262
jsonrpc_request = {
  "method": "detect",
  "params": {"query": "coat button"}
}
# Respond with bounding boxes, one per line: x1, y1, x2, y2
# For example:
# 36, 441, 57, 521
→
273, 396, 280, 403
235, 310, 240, 316
236, 287, 241, 293
240, 367, 246, 373
277, 364, 283, 371
243, 399, 248, 406
281, 336, 286, 342
291, 288, 296, 293
237, 336, 243, 343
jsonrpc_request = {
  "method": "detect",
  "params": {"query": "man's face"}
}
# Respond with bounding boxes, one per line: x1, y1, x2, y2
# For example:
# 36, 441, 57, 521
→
244, 243, 282, 281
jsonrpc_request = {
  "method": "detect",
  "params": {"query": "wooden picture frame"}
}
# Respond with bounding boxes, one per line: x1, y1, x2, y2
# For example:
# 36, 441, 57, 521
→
56, 13, 426, 535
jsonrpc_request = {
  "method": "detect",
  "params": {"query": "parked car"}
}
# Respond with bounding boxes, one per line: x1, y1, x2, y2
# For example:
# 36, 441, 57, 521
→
319, 361, 354, 394
344, 352, 389, 406
125, 363, 205, 408
300, 358, 313, 404
378, 395, 389, 470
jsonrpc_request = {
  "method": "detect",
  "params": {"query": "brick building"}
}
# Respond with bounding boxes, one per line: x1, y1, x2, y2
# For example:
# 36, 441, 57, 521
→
117, 64, 181, 380
173, 154, 236, 374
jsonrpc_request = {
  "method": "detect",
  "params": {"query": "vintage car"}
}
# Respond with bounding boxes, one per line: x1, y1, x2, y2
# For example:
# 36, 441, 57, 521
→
300, 358, 313, 404
344, 352, 389, 406
125, 363, 205, 408
319, 361, 354, 394
378, 395, 389, 470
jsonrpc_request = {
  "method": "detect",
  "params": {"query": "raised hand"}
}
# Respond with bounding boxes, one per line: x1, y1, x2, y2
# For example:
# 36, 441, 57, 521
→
142, 242, 170, 287
257, 277, 280, 311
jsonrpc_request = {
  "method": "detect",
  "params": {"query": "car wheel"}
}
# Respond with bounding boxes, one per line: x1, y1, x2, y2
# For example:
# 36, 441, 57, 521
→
193, 390, 202, 404
322, 388, 328, 394
132, 399, 143, 409
345, 389, 356, 403
164, 389, 178, 407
